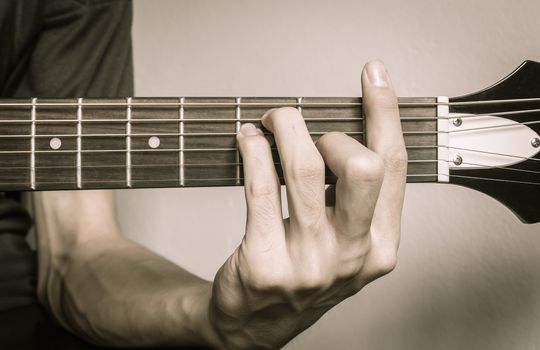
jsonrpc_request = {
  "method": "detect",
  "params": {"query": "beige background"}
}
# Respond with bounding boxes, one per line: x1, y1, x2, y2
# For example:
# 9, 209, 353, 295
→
116, 1, 540, 349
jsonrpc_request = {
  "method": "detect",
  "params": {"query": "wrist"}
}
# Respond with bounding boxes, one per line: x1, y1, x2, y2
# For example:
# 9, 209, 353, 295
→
182, 282, 226, 350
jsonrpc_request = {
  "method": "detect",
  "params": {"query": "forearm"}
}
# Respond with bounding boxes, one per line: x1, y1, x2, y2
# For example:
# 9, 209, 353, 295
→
33, 191, 221, 348
59, 237, 217, 347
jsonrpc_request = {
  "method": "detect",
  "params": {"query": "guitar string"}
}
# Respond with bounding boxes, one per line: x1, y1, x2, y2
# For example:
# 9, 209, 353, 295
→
447, 174, 540, 186
0, 96, 540, 107
0, 147, 538, 178
441, 145, 540, 163
0, 173, 538, 187
446, 120, 540, 133
1, 117, 540, 138
0, 115, 540, 139
0, 159, 538, 177
453, 161, 540, 175
0, 100, 537, 186
0, 177, 422, 187
0, 107, 539, 124
0, 160, 438, 170
0, 145, 537, 163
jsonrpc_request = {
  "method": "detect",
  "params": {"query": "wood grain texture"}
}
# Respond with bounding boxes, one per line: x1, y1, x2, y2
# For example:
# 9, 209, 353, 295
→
0, 99, 31, 190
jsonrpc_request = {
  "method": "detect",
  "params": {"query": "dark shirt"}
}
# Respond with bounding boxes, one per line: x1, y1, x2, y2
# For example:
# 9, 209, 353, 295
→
0, 1, 160, 349
0, 0, 133, 313
0, 2, 209, 348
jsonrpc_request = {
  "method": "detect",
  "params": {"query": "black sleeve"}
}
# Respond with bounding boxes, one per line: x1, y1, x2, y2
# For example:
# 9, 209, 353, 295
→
7, 0, 134, 98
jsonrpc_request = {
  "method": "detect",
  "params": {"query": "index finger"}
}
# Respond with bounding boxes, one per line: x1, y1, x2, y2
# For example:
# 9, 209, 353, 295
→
362, 60, 407, 251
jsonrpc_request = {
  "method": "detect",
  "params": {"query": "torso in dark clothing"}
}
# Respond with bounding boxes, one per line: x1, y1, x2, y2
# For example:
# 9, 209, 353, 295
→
0, 1, 162, 348
1, 2, 209, 348
0, 0, 133, 310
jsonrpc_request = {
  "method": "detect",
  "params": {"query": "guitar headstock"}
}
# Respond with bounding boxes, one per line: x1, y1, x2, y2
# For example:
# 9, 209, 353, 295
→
449, 61, 540, 223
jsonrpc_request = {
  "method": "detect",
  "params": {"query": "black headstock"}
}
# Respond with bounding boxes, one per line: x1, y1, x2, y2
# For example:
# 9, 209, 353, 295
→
449, 61, 540, 224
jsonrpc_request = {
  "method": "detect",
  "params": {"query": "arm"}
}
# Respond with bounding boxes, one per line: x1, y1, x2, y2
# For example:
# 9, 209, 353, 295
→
34, 60, 406, 349
33, 190, 221, 348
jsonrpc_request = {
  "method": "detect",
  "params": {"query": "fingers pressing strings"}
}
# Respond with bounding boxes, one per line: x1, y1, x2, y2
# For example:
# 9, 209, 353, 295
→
237, 123, 285, 245
261, 108, 327, 235
316, 132, 384, 237
362, 60, 407, 253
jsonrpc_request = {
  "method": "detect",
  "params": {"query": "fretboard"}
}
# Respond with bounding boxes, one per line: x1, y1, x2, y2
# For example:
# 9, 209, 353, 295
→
0, 97, 438, 191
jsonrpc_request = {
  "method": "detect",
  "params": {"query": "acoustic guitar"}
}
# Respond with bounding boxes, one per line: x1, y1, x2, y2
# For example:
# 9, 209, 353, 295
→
0, 61, 538, 223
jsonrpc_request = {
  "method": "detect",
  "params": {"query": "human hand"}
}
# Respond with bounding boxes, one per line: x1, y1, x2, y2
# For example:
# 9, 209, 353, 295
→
208, 60, 407, 350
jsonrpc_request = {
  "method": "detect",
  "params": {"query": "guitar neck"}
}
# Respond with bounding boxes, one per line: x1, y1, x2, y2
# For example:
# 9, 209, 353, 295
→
0, 97, 440, 191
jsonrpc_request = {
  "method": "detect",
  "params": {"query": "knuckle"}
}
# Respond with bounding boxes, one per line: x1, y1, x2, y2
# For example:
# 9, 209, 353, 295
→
335, 240, 370, 279
344, 152, 385, 183
286, 156, 326, 221
370, 249, 398, 277
336, 261, 363, 280
288, 154, 325, 182
237, 249, 287, 293
246, 178, 278, 198
296, 209, 325, 235
244, 268, 285, 293
296, 270, 329, 290
383, 148, 408, 174
317, 131, 343, 149
246, 275, 278, 292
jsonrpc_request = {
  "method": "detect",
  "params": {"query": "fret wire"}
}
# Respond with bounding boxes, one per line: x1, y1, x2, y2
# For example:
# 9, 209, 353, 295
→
0, 96, 538, 108
297, 97, 303, 114
30, 98, 36, 190
179, 97, 185, 187
235, 97, 241, 185
76, 98, 83, 189
126, 97, 132, 188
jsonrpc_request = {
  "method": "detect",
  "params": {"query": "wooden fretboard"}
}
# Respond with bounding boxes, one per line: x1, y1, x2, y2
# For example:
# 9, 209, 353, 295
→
0, 97, 438, 191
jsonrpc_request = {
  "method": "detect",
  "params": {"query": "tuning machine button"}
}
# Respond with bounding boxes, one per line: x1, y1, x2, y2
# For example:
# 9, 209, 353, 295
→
453, 154, 463, 166
452, 118, 463, 127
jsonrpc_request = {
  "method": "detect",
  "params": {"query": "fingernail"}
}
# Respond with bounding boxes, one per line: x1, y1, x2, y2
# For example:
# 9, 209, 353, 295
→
366, 60, 389, 88
240, 123, 259, 136
261, 108, 277, 122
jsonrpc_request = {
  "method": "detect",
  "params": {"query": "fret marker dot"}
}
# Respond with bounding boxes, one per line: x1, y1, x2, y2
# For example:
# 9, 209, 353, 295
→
49, 137, 62, 150
148, 136, 160, 149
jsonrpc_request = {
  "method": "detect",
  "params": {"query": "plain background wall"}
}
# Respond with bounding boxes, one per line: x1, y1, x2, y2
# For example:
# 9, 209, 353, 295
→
116, 1, 540, 349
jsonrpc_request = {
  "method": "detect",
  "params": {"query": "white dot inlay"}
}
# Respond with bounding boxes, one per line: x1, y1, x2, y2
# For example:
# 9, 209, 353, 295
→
49, 137, 62, 150
148, 136, 160, 149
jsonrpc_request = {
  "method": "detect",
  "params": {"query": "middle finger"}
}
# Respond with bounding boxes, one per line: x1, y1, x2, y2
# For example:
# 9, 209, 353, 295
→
261, 107, 326, 233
